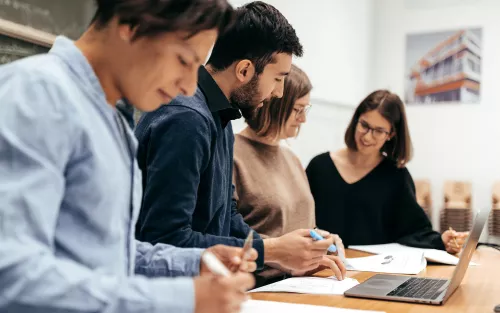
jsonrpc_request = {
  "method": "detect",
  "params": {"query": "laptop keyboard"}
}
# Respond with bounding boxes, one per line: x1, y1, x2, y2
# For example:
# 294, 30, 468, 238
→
387, 277, 448, 300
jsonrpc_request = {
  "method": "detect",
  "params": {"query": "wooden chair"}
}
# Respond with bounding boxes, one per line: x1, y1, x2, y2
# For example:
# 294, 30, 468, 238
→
415, 179, 432, 220
440, 180, 473, 232
489, 182, 500, 236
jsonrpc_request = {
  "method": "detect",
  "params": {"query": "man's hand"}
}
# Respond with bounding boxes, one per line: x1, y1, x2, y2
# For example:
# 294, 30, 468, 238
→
442, 230, 469, 254
263, 229, 334, 273
194, 273, 255, 313
200, 245, 258, 275
291, 254, 347, 280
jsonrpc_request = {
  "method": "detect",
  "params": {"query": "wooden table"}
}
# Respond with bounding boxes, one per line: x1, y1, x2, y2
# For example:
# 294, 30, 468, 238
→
250, 247, 500, 313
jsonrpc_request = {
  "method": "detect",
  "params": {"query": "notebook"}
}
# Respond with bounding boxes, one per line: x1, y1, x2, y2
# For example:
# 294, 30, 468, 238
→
348, 243, 478, 266
249, 276, 359, 295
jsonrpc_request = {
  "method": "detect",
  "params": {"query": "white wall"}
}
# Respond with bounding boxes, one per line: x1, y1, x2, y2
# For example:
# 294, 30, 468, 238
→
370, 0, 500, 243
226, 0, 499, 243
229, 0, 374, 165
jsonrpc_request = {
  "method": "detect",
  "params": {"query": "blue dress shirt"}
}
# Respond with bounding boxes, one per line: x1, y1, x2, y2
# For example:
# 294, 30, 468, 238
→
0, 36, 202, 313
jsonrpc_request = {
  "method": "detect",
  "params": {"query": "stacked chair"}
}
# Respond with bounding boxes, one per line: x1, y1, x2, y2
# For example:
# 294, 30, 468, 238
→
489, 182, 500, 237
415, 179, 432, 220
440, 181, 473, 232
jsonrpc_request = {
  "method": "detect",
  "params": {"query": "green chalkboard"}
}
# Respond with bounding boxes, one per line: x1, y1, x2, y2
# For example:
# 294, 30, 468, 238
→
0, 0, 95, 39
0, 33, 48, 65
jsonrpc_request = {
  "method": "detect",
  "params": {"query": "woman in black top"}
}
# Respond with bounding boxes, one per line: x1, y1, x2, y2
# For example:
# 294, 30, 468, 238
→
306, 90, 468, 254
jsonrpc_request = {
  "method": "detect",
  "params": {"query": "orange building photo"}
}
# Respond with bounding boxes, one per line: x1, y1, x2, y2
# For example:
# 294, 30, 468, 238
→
405, 28, 482, 104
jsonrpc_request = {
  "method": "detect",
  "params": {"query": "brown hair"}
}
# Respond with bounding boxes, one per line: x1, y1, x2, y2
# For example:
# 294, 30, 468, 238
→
246, 64, 312, 138
344, 89, 413, 167
91, 0, 235, 40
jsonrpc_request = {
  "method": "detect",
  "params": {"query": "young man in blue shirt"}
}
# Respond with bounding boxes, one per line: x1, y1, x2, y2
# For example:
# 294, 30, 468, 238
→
0, 1, 257, 313
135, 1, 346, 284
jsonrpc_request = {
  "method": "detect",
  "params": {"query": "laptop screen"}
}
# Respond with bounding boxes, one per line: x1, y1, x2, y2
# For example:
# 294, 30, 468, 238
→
443, 207, 490, 300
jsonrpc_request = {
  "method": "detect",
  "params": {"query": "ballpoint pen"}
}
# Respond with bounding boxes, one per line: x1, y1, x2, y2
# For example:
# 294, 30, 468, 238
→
238, 230, 254, 271
449, 226, 459, 249
202, 251, 231, 277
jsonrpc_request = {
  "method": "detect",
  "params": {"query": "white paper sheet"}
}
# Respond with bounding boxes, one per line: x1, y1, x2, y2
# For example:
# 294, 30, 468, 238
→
345, 251, 427, 274
241, 300, 385, 313
248, 276, 359, 295
348, 243, 478, 266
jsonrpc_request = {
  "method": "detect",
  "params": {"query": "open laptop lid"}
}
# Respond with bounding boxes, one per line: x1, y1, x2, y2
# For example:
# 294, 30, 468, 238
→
442, 207, 491, 301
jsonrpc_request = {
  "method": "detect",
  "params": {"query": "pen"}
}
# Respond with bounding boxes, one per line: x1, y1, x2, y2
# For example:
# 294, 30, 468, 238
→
241, 231, 254, 261
309, 229, 337, 253
201, 251, 231, 277
449, 227, 459, 249
232, 230, 254, 272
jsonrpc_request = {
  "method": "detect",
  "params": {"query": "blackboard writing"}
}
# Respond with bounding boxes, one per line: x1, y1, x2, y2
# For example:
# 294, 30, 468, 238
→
0, 0, 95, 39
0, 33, 48, 64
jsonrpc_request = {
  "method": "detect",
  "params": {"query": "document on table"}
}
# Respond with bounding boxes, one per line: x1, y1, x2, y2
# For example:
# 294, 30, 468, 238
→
348, 243, 478, 266
248, 276, 359, 295
345, 251, 427, 275
241, 300, 385, 313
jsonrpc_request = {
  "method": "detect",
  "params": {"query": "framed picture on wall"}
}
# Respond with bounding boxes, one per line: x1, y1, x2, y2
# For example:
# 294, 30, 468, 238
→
404, 27, 482, 104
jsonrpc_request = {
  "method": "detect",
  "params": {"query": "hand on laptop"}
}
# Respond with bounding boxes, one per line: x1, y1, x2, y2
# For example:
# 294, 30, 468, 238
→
200, 245, 258, 275
442, 230, 469, 254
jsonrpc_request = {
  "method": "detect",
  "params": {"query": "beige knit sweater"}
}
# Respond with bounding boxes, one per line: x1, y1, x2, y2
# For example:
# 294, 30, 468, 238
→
233, 134, 316, 239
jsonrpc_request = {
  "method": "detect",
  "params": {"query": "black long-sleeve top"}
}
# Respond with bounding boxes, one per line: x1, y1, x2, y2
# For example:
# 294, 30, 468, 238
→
306, 152, 445, 250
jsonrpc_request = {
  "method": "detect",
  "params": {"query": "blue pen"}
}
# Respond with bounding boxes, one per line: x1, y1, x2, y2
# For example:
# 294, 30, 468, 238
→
309, 229, 337, 253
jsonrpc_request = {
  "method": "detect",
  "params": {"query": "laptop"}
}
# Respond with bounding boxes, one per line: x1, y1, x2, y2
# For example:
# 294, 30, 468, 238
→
344, 207, 490, 305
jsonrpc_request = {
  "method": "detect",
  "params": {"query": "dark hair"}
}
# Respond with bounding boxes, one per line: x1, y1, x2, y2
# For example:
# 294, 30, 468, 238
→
91, 0, 235, 40
344, 89, 413, 168
246, 64, 311, 138
206, 1, 303, 74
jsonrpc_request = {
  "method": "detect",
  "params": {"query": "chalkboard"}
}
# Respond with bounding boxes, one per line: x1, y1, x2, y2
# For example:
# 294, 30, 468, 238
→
0, 0, 95, 39
0, 33, 48, 64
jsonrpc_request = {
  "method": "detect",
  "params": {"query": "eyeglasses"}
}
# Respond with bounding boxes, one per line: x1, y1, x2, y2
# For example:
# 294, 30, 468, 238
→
293, 104, 312, 120
356, 120, 390, 140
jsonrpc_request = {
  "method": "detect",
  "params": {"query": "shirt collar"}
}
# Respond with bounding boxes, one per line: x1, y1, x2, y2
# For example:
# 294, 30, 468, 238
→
49, 36, 108, 105
116, 99, 136, 129
197, 66, 242, 125
48, 36, 135, 145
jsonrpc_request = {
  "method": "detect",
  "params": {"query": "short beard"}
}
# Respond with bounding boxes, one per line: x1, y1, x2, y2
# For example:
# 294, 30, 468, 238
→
240, 105, 259, 120
230, 74, 261, 119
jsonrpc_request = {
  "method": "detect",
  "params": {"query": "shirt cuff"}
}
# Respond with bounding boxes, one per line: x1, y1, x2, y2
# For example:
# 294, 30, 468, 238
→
135, 242, 204, 278
434, 236, 447, 251
252, 239, 265, 270
184, 248, 203, 276
168, 247, 204, 277
150, 277, 196, 313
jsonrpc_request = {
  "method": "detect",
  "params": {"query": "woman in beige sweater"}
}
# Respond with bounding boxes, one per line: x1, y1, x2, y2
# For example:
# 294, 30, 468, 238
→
233, 64, 345, 284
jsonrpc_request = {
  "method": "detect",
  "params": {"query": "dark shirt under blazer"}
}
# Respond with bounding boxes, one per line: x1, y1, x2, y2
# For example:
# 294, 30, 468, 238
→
134, 66, 265, 268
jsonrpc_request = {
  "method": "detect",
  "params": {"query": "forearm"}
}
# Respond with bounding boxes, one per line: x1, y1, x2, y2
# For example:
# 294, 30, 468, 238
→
135, 240, 204, 277
263, 237, 280, 263
0, 248, 196, 313
229, 202, 265, 268
393, 169, 445, 250
397, 228, 445, 250
229, 194, 251, 239
146, 225, 242, 247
